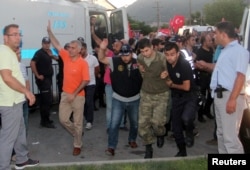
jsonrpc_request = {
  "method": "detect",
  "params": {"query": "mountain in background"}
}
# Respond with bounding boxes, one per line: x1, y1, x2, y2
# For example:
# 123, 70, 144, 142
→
126, 0, 214, 25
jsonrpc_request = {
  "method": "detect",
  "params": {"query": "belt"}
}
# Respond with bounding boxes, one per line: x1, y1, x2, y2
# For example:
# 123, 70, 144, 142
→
171, 92, 194, 98
214, 88, 245, 95
215, 87, 228, 92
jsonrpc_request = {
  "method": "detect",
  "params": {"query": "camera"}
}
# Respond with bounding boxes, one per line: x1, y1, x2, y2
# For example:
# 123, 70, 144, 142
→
216, 84, 223, 98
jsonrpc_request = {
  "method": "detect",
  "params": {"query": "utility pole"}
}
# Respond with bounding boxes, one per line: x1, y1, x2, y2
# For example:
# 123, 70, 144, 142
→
153, 0, 162, 32
189, 0, 192, 25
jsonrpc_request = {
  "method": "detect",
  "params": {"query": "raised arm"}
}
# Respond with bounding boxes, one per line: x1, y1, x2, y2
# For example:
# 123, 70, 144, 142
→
47, 20, 62, 52
91, 25, 102, 46
98, 38, 110, 65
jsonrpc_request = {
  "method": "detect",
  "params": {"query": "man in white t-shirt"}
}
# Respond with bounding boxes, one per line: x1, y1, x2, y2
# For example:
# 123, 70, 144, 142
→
80, 42, 99, 130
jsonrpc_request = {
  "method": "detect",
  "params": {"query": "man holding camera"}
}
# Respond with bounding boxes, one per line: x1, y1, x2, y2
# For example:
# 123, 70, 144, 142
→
210, 22, 249, 153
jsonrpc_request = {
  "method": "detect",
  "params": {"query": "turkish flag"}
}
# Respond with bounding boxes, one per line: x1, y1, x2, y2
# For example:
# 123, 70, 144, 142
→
171, 15, 185, 33
158, 28, 171, 35
173, 15, 185, 27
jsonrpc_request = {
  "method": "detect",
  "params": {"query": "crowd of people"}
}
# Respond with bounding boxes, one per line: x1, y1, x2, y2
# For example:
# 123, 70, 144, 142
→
0, 20, 249, 169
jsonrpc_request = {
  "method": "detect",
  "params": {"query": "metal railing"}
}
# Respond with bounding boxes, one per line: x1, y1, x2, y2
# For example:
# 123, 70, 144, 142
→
26, 63, 60, 109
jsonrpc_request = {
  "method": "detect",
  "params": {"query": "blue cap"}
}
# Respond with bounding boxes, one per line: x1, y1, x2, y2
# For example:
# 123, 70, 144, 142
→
119, 44, 132, 56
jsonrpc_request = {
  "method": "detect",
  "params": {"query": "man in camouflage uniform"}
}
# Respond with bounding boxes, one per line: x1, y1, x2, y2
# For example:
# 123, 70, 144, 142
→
137, 38, 170, 159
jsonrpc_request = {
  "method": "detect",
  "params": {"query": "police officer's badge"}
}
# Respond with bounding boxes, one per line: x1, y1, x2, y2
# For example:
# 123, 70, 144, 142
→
176, 72, 180, 78
118, 65, 124, 72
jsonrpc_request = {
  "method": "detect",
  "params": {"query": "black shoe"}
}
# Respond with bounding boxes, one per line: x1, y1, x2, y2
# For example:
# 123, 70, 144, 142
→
94, 106, 99, 111
99, 102, 106, 108
205, 113, 214, 119
175, 150, 187, 157
198, 116, 206, 123
119, 126, 129, 131
48, 119, 54, 124
157, 136, 165, 148
175, 144, 187, 157
185, 136, 194, 147
40, 123, 56, 129
144, 144, 153, 159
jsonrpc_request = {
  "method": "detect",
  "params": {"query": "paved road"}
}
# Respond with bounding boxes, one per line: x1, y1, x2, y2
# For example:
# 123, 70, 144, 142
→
24, 105, 217, 165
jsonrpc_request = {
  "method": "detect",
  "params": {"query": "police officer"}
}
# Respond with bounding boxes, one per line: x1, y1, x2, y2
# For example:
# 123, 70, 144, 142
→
30, 37, 55, 128
163, 42, 197, 157
98, 41, 142, 156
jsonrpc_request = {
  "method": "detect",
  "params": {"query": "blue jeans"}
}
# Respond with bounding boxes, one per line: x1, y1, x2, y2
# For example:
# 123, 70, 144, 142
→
105, 84, 125, 129
108, 98, 139, 149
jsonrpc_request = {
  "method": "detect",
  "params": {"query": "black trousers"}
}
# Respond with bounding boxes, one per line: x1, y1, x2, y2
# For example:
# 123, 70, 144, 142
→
171, 93, 197, 145
84, 85, 96, 123
36, 77, 52, 125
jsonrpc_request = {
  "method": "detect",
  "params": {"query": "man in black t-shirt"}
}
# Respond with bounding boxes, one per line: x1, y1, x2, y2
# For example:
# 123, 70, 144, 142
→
195, 34, 214, 122
30, 37, 55, 128
162, 42, 197, 157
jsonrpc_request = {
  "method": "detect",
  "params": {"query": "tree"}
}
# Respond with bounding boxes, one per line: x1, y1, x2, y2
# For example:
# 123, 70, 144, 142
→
186, 11, 206, 25
203, 0, 245, 27
128, 15, 154, 35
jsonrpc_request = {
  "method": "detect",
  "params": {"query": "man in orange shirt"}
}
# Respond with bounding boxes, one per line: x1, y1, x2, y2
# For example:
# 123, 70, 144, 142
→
47, 21, 90, 156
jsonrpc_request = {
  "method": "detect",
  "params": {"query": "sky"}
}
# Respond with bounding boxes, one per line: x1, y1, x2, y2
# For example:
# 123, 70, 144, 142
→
108, 0, 137, 8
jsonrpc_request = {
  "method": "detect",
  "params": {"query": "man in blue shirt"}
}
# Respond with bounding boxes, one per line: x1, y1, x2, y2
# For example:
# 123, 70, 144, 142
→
210, 21, 249, 153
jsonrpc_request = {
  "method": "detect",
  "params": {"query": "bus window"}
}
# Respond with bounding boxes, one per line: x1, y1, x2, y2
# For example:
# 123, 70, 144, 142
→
110, 10, 124, 40
90, 14, 108, 49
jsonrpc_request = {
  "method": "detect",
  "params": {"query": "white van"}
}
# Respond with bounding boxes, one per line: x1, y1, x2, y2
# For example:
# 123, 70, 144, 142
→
0, 0, 128, 66
0, 0, 128, 97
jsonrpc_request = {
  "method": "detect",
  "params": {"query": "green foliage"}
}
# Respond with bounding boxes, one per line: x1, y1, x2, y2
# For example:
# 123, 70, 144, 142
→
203, 0, 245, 27
28, 157, 207, 170
128, 15, 154, 35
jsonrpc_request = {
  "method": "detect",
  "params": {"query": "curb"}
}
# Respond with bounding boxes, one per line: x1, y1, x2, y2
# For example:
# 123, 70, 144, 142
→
35, 154, 207, 167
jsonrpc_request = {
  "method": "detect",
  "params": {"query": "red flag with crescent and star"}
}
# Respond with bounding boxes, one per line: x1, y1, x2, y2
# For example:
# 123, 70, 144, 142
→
171, 15, 185, 33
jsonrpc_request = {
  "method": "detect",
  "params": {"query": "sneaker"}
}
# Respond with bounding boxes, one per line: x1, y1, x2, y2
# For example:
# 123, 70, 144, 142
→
85, 122, 92, 130
15, 159, 39, 170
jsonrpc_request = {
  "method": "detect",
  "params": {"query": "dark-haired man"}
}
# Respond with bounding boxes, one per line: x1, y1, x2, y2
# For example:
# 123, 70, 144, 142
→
0, 24, 38, 170
30, 37, 55, 128
210, 21, 249, 153
137, 38, 169, 159
98, 40, 142, 156
162, 42, 197, 157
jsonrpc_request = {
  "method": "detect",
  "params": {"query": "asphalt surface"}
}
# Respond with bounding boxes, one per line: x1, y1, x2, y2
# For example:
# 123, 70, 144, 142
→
14, 104, 218, 167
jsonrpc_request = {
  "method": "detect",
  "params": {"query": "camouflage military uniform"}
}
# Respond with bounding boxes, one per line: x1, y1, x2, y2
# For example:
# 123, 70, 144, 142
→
137, 51, 169, 145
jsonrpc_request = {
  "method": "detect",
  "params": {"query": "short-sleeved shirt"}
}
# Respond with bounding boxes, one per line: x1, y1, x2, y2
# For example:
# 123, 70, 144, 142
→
167, 55, 195, 95
0, 45, 25, 106
59, 49, 89, 96
84, 54, 99, 86
210, 40, 249, 94
31, 48, 53, 77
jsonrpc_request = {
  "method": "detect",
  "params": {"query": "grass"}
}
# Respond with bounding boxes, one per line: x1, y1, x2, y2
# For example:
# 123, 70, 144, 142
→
28, 157, 207, 170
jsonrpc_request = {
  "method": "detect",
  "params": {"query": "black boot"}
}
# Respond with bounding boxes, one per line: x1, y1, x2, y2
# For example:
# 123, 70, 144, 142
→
157, 136, 165, 148
185, 130, 194, 147
144, 144, 153, 159
175, 144, 187, 157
